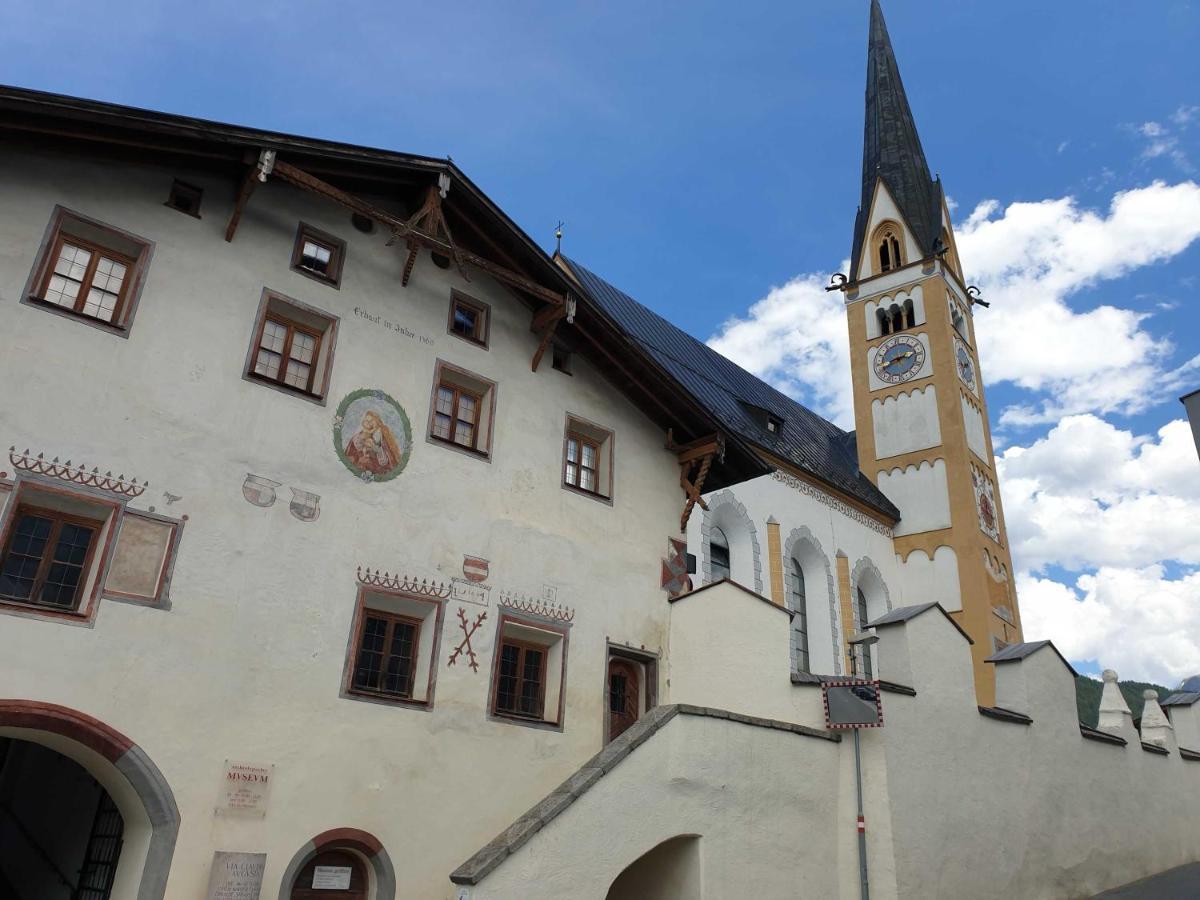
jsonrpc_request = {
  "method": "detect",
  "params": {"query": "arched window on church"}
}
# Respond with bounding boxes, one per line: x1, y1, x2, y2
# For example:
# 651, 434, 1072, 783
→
889, 304, 904, 334
791, 559, 810, 673
874, 223, 904, 274
856, 587, 873, 679
709, 527, 731, 581
903, 298, 916, 330
940, 229, 961, 276
877, 308, 892, 336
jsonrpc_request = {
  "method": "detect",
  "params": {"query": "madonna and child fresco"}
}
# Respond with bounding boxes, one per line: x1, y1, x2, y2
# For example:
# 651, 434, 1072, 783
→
333, 389, 413, 482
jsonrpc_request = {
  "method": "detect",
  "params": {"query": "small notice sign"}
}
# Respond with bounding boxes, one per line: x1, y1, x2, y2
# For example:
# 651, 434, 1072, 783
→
218, 761, 274, 817
205, 851, 266, 900
312, 866, 353, 889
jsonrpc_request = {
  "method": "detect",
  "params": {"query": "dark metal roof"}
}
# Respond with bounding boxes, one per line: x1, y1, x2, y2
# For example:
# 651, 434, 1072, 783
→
1079, 724, 1127, 747
985, 640, 1080, 678
978, 706, 1032, 725
1162, 692, 1200, 708
850, 0, 945, 279
867, 602, 974, 644
1180, 674, 1200, 692
562, 257, 900, 521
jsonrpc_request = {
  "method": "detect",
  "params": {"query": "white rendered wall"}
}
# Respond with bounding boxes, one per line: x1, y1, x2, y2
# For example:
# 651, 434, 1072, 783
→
961, 393, 988, 462
0, 146, 684, 899
687, 471, 900, 678
877, 460, 951, 536
895, 546, 962, 612
873, 385, 941, 459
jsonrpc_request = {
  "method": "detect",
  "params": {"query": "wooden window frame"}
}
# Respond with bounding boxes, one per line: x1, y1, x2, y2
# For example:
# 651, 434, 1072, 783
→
604, 642, 658, 744
563, 431, 600, 492
165, 179, 203, 218
488, 613, 569, 731
22, 206, 154, 338
432, 382, 483, 450
348, 609, 423, 703
290, 222, 345, 289
250, 311, 323, 396
562, 415, 614, 503
340, 585, 445, 711
492, 638, 549, 721
427, 361, 497, 461
551, 345, 572, 374
447, 291, 490, 349
0, 503, 104, 614
242, 289, 339, 405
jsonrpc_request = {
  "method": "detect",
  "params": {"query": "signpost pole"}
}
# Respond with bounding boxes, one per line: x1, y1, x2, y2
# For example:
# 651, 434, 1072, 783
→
849, 641, 871, 900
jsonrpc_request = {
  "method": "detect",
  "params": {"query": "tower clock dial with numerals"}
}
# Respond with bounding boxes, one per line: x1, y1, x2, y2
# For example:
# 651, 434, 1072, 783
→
873, 334, 926, 384
954, 339, 977, 392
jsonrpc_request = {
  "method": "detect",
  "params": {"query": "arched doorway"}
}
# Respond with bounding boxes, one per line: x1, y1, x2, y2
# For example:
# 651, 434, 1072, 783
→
289, 850, 367, 900
278, 829, 395, 900
0, 700, 178, 900
0, 738, 124, 899
607, 835, 701, 900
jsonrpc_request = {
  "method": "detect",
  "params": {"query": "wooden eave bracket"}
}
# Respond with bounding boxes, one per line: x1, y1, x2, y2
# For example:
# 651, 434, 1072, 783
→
392, 175, 466, 286
248, 155, 569, 309
667, 431, 725, 531
531, 293, 576, 372
224, 149, 276, 242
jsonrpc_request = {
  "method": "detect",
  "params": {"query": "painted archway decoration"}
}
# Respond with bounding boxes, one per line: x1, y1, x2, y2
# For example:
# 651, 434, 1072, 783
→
781, 526, 842, 676
0, 700, 180, 900
700, 490, 764, 595
278, 828, 396, 900
333, 389, 413, 483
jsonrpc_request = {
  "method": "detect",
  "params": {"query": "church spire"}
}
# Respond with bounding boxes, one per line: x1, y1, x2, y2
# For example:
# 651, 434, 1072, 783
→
850, 0, 944, 279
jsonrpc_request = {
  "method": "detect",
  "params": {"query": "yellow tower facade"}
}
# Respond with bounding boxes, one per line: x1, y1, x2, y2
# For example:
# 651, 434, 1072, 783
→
843, 1, 1022, 705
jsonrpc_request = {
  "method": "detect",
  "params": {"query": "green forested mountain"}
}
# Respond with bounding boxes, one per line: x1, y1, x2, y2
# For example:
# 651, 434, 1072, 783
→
1075, 676, 1172, 728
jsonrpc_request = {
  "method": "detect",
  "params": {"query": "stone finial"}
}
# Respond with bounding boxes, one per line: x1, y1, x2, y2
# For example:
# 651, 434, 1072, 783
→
1140, 690, 1175, 748
1097, 669, 1133, 732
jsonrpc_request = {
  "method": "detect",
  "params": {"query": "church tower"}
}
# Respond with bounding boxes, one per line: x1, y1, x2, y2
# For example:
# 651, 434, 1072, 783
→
842, 0, 1022, 705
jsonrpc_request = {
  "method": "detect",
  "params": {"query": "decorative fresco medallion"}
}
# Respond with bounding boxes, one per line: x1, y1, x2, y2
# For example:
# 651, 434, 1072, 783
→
242, 474, 281, 507
333, 389, 413, 483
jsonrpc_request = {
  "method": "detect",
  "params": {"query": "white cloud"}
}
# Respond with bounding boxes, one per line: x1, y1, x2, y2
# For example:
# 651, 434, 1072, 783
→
997, 415, 1200, 572
1131, 116, 1193, 172
709, 182, 1200, 429
958, 180, 1200, 425
1173, 105, 1200, 127
1019, 566, 1200, 686
708, 272, 857, 427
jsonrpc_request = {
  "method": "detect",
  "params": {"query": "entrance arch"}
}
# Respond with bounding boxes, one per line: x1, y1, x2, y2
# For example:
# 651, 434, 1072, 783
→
607, 834, 702, 900
0, 700, 179, 900
279, 829, 396, 900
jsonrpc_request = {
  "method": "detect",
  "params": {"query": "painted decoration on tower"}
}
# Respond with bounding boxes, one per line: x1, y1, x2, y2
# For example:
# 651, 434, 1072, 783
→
872, 334, 926, 385
972, 467, 1001, 543
333, 389, 412, 482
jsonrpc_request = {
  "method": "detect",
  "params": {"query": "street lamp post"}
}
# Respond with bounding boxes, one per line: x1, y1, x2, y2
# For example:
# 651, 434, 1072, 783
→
848, 631, 880, 900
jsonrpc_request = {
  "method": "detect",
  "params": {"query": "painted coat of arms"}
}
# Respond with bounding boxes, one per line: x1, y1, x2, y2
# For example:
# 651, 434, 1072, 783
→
333, 389, 413, 483
463, 555, 490, 583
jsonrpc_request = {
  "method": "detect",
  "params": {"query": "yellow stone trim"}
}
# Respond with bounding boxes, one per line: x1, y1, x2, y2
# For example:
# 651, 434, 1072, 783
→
766, 519, 785, 607
836, 553, 855, 673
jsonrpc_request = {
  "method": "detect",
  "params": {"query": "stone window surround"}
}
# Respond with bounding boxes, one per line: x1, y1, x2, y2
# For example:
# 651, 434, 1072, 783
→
782, 526, 843, 677
700, 491, 764, 595
241, 287, 340, 407
20, 204, 156, 339
487, 609, 570, 733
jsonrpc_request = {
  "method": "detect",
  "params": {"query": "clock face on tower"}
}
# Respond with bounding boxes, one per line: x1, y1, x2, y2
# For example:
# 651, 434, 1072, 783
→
955, 339, 977, 392
873, 335, 926, 384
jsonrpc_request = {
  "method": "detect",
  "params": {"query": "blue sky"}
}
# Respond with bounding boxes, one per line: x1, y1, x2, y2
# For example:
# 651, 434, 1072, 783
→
4, 0, 1199, 683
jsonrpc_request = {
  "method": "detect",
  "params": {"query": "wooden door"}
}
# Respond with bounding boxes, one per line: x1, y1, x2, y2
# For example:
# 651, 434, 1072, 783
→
290, 850, 367, 900
608, 658, 641, 741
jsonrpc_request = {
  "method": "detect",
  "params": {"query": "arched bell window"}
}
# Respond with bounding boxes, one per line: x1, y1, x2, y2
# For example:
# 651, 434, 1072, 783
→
709, 527, 731, 581
873, 223, 905, 274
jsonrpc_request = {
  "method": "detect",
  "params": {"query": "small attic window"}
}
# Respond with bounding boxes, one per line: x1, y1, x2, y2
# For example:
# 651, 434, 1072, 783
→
165, 180, 203, 218
766, 415, 783, 434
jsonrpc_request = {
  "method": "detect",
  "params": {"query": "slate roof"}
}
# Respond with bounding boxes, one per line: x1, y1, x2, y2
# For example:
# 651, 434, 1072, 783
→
562, 257, 900, 521
850, 0, 946, 279
867, 602, 974, 644
985, 640, 1080, 678
1162, 692, 1200, 708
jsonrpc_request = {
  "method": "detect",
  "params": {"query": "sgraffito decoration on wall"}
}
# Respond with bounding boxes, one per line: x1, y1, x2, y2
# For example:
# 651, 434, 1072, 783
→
289, 488, 321, 522
357, 566, 452, 599
9, 446, 147, 498
498, 591, 575, 624
333, 389, 413, 483
448, 607, 487, 672
243, 474, 281, 507
660, 536, 690, 597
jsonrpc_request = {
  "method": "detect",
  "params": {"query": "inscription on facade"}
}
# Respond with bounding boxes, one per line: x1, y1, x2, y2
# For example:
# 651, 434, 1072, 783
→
205, 852, 266, 900
353, 306, 435, 345
218, 761, 273, 817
